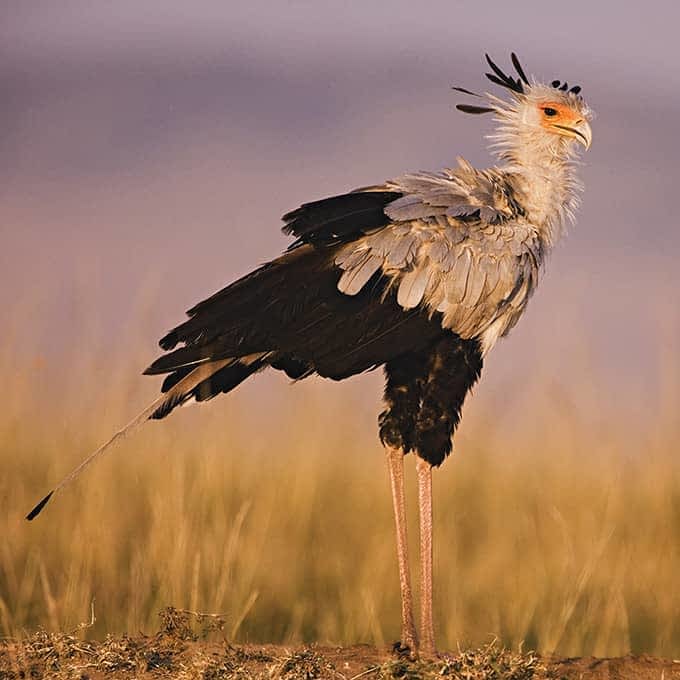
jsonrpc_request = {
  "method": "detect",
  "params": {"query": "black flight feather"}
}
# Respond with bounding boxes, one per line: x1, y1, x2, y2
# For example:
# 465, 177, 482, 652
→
282, 190, 401, 248
157, 190, 403, 352
148, 243, 449, 385
145, 344, 223, 375
150, 360, 265, 419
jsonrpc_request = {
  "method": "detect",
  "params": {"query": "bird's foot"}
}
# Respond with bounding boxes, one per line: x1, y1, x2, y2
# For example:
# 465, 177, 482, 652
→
392, 639, 440, 661
392, 639, 418, 661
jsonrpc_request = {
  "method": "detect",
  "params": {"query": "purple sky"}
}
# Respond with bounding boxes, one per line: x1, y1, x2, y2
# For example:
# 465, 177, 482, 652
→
1, 1, 678, 426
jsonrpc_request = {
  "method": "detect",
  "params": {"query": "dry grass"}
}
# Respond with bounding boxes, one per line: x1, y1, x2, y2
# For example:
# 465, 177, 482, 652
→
0, 626, 547, 680
377, 641, 544, 680
2, 298, 680, 659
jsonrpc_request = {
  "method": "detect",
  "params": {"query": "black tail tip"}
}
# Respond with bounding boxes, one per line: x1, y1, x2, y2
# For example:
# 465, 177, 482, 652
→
26, 490, 54, 521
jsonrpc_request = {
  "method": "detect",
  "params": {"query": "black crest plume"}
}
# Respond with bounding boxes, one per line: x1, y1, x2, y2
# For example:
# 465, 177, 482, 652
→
454, 52, 529, 115
484, 52, 529, 94
455, 53, 584, 115
551, 79, 582, 95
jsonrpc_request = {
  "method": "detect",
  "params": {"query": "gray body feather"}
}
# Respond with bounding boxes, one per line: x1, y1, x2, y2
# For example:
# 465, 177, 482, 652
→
336, 160, 543, 354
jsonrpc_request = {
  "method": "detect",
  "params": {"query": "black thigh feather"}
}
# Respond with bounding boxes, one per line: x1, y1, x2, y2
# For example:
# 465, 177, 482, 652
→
380, 336, 483, 466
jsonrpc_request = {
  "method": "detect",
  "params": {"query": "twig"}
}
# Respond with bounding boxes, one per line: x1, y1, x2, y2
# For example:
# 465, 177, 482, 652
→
349, 666, 380, 680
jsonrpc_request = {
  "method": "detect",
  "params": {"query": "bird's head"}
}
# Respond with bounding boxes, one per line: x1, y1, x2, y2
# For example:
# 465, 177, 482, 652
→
455, 54, 593, 157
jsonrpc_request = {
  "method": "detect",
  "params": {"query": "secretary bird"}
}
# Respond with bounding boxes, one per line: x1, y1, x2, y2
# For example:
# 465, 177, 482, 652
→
27, 53, 592, 657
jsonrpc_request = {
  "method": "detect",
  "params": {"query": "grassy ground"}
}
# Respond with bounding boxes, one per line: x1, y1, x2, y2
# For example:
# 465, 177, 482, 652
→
2, 610, 552, 680
3, 614, 680, 679
2, 305, 680, 659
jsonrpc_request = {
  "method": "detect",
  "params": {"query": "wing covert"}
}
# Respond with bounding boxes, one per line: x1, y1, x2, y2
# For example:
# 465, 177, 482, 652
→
384, 159, 523, 225
332, 163, 540, 350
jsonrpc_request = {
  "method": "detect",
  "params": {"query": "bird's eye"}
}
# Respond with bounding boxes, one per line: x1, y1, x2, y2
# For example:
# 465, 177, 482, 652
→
543, 107, 558, 117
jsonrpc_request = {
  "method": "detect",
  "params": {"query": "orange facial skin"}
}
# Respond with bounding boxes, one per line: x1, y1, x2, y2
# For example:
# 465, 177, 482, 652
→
538, 101, 592, 148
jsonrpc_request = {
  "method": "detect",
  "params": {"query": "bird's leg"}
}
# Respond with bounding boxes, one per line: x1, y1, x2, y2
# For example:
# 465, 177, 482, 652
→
385, 446, 418, 655
416, 455, 436, 657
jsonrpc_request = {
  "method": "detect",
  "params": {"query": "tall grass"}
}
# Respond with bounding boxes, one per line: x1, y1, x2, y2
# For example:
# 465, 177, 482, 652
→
1, 295, 679, 657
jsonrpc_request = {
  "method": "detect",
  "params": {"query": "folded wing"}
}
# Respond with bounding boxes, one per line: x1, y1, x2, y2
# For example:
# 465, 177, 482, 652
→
146, 164, 539, 416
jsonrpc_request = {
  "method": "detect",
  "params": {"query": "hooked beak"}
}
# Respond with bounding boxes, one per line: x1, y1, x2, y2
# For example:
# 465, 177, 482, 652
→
552, 119, 592, 150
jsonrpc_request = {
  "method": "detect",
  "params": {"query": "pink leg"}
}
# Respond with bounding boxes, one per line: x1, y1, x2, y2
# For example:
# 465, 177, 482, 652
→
416, 456, 436, 657
385, 446, 418, 654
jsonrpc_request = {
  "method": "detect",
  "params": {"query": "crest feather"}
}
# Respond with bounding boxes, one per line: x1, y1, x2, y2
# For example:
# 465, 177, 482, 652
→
455, 54, 586, 116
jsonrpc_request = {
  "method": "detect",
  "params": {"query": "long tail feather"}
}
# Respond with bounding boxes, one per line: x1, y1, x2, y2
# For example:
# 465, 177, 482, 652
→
25, 358, 231, 521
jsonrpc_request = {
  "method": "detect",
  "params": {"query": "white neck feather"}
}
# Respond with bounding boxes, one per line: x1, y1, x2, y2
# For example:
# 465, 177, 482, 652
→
487, 101, 584, 247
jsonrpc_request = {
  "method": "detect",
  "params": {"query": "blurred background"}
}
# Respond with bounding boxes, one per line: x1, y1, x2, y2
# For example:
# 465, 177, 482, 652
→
2, 0, 679, 657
